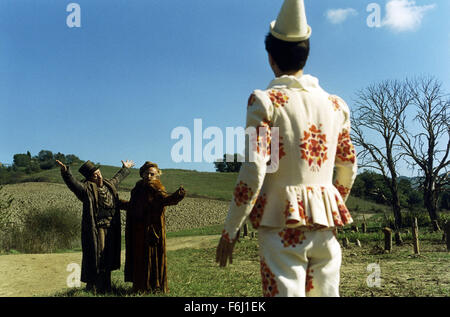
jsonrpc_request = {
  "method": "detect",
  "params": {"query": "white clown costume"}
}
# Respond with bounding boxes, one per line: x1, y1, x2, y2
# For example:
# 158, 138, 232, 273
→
221, 0, 357, 297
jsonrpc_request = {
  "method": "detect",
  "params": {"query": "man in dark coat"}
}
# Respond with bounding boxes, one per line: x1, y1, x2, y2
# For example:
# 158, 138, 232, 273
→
56, 159, 134, 293
123, 161, 185, 293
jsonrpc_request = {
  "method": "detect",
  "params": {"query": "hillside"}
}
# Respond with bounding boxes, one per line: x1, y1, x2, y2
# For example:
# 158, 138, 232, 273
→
11, 164, 239, 201
3, 164, 394, 214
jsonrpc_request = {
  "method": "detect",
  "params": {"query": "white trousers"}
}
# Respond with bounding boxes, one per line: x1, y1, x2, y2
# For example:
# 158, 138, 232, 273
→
257, 227, 341, 297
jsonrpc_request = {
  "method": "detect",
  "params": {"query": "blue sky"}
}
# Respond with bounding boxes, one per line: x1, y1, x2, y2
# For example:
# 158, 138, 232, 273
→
0, 0, 448, 175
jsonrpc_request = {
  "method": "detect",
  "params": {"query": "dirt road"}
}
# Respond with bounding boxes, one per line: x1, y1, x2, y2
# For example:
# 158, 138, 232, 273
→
0, 235, 220, 297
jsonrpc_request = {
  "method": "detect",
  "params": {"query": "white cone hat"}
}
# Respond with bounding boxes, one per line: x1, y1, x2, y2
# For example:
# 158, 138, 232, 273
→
270, 0, 312, 42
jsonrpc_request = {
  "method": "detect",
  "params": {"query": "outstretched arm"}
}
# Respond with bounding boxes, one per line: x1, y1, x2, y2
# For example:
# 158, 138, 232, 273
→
110, 160, 135, 187
161, 186, 186, 206
56, 160, 87, 201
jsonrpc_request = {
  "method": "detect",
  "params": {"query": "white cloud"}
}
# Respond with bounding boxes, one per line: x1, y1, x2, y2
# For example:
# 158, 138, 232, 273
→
326, 8, 358, 24
382, 0, 436, 32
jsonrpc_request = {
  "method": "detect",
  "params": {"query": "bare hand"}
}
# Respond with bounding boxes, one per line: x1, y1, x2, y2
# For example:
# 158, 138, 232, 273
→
177, 185, 186, 197
55, 160, 67, 173
216, 236, 236, 267
121, 160, 135, 169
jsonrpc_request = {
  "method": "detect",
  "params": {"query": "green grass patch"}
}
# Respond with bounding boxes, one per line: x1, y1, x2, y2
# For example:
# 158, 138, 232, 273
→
52, 237, 449, 297
166, 224, 224, 238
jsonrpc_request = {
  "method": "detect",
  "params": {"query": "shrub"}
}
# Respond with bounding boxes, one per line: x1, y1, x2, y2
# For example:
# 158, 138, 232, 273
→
39, 160, 55, 170
22, 175, 52, 183
0, 207, 81, 253
402, 209, 431, 228
0, 186, 14, 251
438, 212, 450, 228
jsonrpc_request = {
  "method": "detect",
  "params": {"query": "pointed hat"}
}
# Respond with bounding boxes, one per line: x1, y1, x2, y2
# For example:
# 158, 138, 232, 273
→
270, 0, 312, 42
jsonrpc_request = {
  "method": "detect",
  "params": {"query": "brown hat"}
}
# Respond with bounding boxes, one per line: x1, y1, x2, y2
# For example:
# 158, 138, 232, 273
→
78, 160, 100, 179
139, 161, 160, 177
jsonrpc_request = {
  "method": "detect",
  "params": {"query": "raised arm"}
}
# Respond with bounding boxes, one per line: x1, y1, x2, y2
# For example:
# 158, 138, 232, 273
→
56, 160, 87, 201
110, 160, 135, 187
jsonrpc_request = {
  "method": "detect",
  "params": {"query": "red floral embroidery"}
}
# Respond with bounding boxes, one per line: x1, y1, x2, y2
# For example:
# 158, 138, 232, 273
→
297, 197, 306, 220
283, 200, 296, 222
332, 211, 344, 227
300, 124, 328, 171
334, 180, 350, 200
260, 257, 279, 297
336, 128, 356, 164
305, 267, 314, 293
329, 95, 341, 111
249, 194, 267, 229
278, 228, 307, 248
268, 90, 289, 108
335, 195, 353, 225
247, 93, 256, 107
255, 121, 272, 157
234, 181, 254, 207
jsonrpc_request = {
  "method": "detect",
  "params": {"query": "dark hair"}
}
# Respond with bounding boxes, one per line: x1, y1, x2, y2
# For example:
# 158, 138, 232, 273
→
264, 33, 310, 72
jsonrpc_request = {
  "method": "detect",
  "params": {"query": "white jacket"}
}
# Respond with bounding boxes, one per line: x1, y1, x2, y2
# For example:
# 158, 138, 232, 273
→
222, 74, 357, 242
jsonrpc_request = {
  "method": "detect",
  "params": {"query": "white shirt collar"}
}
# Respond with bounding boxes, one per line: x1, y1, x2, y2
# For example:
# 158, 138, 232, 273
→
267, 74, 320, 92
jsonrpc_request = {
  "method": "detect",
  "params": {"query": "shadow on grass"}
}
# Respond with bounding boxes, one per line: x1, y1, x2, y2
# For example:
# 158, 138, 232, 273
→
54, 276, 170, 297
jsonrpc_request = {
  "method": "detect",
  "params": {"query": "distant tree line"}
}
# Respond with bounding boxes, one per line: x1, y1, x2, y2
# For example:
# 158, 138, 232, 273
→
10, 150, 82, 172
0, 150, 83, 184
351, 170, 448, 211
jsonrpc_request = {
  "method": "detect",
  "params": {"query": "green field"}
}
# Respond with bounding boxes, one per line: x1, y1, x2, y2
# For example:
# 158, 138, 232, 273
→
13, 164, 238, 201
8, 164, 398, 211
53, 229, 449, 297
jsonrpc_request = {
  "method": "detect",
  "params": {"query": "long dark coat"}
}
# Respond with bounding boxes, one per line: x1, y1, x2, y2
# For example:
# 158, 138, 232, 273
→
61, 166, 130, 283
124, 179, 185, 293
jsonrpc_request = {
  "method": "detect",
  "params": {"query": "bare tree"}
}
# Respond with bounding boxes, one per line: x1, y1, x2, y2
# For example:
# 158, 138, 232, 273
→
351, 80, 411, 230
398, 76, 449, 231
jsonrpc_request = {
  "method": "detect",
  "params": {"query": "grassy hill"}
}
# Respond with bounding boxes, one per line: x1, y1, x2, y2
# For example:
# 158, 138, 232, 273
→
15, 164, 239, 201
9, 164, 395, 214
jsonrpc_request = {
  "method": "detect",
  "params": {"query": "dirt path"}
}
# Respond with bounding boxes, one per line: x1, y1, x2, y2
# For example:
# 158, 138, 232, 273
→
0, 235, 220, 297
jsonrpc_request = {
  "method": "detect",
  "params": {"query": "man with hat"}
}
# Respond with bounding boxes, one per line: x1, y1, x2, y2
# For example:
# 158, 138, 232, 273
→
56, 158, 135, 293
216, 0, 357, 297
123, 161, 185, 293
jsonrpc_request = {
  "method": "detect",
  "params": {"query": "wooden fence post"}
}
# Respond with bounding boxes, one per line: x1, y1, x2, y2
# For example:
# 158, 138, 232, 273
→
361, 222, 367, 233
444, 221, 450, 252
412, 217, 420, 255
362, 215, 367, 233
243, 223, 248, 237
342, 237, 349, 248
383, 227, 392, 252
